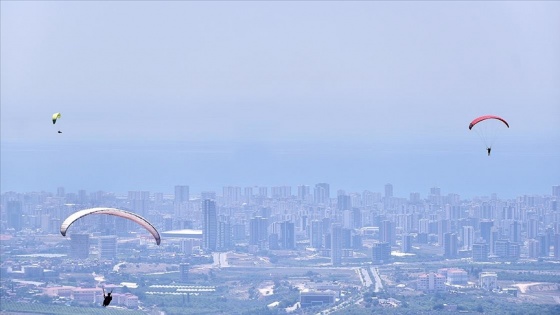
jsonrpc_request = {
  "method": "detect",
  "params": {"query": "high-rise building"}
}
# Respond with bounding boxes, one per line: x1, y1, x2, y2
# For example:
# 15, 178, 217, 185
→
180, 239, 194, 255
223, 186, 242, 204
297, 185, 311, 201
509, 242, 521, 259
352, 234, 363, 250
555, 234, 560, 259
258, 187, 268, 198
331, 224, 343, 266
362, 190, 377, 207
444, 205, 459, 220
418, 219, 430, 234
217, 221, 232, 250
249, 217, 269, 246
509, 221, 521, 243
479, 220, 494, 244
372, 242, 391, 265
201, 191, 216, 200
314, 183, 330, 204
280, 221, 295, 250
202, 200, 217, 251
472, 243, 489, 262
438, 219, 451, 247
409, 192, 421, 204
402, 234, 413, 253
174, 185, 190, 203
271, 186, 291, 199
397, 214, 412, 233
430, 187, 441, 196
481, 202, 495, 220
232, 223, 246, 241
552, 185, 560, 198
494, 239, 511, 258
462, 226, 474, 251
243, 187, 253, 202
341, 228, 352, 249
337, 195, 351, 212
527, 239, 539, 259
78, 189, 88, 204
443, 233, 458, 258
98, 236, 117, 260
70, 234, 90, 259
260, 207, 271, 219
380, 220, 395, 245
352, 208, 362, 229
342, 210, 353, 229
310, 220, 323, 248
527, 218, 538, 240
539, 234, 550, 257
268, 233, 279, 250
300, 215, 308, 231
384, 184, 393, 199
7, 201, 23, 231
128, 191, 150, 217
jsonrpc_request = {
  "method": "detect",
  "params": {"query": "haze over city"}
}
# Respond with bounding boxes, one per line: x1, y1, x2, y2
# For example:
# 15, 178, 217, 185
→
1, 1, 559, 315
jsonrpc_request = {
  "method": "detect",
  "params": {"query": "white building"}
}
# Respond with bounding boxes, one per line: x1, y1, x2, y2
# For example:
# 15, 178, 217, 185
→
72, 288, 103, 304
417, 273, 446, 292
479, 272, 498, 291
445, 269, 468, 285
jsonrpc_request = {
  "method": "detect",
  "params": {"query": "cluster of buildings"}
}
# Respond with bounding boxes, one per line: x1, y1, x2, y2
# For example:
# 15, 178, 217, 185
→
2, 184, 559, 266
1, 184, 558, 312
415, 268, 499, 292
43, 286, 139, 307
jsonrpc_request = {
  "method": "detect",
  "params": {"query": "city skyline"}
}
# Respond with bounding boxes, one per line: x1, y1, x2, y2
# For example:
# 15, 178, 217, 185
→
2, 183, 559, 314
1, 1, 560, 313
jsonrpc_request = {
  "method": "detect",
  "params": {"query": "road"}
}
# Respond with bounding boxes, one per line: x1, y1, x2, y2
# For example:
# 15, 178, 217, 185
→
370, 267, 384, 293
357, 268, 373, 288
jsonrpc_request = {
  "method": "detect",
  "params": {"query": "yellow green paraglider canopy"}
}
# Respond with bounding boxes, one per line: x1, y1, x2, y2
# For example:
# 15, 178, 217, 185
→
52, 112, 61, 124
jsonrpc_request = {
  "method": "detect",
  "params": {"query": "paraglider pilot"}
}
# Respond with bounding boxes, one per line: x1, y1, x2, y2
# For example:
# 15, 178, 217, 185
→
487, 147, 491, 156
102, 288, 113, 307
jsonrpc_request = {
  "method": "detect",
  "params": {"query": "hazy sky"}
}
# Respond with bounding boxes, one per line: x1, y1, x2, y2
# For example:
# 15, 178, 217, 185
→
1, 2, 559, 196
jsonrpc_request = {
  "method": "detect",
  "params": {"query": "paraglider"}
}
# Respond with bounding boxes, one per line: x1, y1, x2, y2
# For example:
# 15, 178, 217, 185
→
52, 112, 61, 124
60, 207, 161, 245
469, 115, 509, 156
52, 112, 62, 133
102, 288, 113, 307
